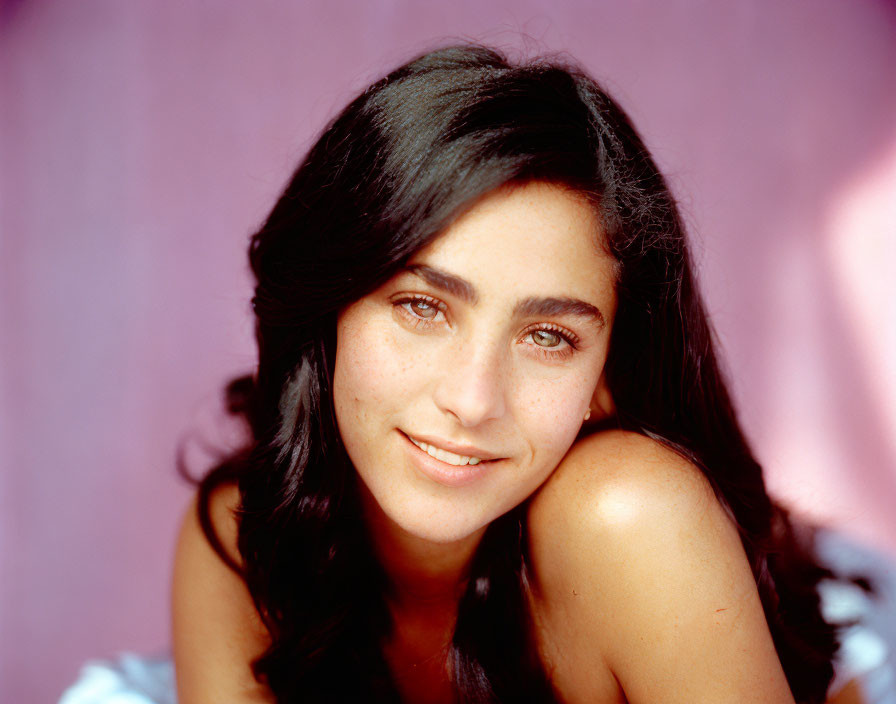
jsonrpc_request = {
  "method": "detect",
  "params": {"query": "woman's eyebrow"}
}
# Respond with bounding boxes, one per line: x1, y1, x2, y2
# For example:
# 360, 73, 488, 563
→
405, 264, 604, 326
514, 297, 605, 326
406, 264, 478, 303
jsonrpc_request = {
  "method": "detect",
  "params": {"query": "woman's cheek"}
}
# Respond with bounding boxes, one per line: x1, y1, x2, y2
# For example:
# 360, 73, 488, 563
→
335, 307, 435, 420
335, 306, 394, 423
516, 374, 594, 454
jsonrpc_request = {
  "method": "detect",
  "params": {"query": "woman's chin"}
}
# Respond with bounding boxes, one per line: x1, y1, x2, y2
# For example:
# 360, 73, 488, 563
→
390, 510, 491, 547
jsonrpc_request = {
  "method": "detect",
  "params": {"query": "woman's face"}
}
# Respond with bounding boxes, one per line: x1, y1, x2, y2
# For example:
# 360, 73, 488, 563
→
334, 181, 618, 545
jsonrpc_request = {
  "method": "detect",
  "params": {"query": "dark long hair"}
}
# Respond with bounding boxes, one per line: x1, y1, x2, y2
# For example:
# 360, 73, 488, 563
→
194, 45, 839, 703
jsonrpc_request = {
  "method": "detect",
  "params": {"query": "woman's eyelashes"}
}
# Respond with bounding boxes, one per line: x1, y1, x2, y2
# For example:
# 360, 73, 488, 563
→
520, 323, 579, 360
392, 294, 448, 328
390, 294, 580, 360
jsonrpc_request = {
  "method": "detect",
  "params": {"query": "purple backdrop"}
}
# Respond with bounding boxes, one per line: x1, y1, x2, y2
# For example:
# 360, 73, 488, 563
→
2, 1, 895, 701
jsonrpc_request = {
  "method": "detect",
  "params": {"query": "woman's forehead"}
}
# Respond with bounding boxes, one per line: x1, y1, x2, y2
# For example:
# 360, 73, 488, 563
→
410, 182, 617, 306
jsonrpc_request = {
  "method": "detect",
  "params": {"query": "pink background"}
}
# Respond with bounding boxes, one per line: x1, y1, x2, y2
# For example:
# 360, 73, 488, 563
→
2, 1, 895, 701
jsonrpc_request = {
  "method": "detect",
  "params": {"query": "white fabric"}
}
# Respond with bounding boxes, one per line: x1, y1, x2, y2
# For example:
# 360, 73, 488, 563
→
816, 530, 896, 703
58, 654, 175, 704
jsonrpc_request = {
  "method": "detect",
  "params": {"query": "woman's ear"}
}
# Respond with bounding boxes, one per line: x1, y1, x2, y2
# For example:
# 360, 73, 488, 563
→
588, 370, 615, 420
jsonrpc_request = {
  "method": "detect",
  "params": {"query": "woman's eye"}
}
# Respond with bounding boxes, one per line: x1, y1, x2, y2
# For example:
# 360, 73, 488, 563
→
407, 299, 439, 320
392, 295, 446, 325
521, 325, 578, 360
530, 329, 561, 348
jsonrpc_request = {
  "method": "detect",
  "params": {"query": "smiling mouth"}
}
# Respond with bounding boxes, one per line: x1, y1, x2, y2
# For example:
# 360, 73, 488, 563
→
406, 436, 483, 466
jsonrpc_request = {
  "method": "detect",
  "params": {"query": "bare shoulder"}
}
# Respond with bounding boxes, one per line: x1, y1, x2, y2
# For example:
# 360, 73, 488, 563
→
529, 429, 723, 548
174, 482, 244, 583
172, 483, 274, 704
203, 482, 243, 567
527, 430, 796, 704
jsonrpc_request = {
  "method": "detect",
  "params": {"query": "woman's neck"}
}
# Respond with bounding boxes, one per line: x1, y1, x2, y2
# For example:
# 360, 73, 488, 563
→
360, 489, 485, 612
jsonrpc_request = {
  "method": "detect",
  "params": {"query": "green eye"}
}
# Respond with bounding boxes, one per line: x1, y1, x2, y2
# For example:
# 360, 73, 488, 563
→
531, 330, 561, 347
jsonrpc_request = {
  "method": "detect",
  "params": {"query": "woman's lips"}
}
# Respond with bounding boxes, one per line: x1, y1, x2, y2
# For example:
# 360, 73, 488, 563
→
400, 431, 499, 487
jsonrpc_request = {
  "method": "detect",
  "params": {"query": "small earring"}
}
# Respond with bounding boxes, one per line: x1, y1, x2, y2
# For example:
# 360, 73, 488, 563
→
584, 409, 592, 421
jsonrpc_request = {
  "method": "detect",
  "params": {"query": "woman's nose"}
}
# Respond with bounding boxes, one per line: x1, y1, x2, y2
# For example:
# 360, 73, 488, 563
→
433, 341, 507, 427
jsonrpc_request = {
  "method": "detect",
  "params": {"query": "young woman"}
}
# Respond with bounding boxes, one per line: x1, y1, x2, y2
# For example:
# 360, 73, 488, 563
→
172, 45, 843, 703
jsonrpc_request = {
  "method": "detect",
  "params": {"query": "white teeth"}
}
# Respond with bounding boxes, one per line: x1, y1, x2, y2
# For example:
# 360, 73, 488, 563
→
409, 437, 482, 466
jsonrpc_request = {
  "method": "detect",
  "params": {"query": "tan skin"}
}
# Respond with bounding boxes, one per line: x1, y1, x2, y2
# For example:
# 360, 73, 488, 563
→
172, 183, 858, 703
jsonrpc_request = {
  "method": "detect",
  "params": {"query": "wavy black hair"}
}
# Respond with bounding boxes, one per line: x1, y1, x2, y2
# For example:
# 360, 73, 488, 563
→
193, 45, 839, 703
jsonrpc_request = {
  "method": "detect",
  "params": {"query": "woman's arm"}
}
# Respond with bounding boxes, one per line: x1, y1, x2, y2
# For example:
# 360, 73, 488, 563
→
171, 484, 275, 704
528, 430, 798, 704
